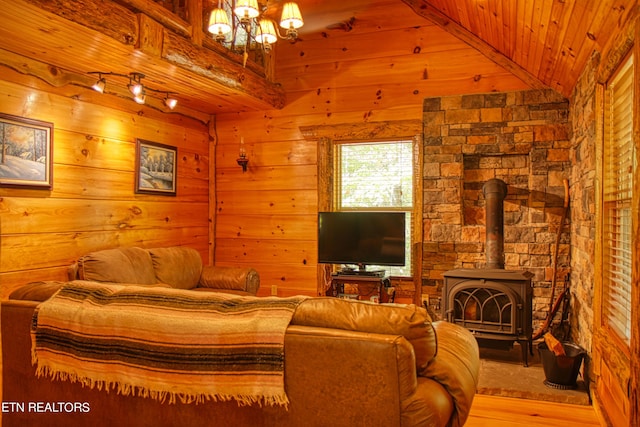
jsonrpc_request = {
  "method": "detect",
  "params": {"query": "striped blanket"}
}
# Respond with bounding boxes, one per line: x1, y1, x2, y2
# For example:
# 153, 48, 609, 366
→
31, 281, 307, 406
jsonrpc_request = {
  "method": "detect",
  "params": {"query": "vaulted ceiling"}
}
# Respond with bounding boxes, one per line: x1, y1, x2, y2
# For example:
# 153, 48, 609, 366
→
0, 0, 638, 114
410, 0, 638, 96
298, 0, 637, 97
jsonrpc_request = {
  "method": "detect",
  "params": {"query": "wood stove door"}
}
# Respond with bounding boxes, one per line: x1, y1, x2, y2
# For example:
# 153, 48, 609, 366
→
445, 280, 522, 336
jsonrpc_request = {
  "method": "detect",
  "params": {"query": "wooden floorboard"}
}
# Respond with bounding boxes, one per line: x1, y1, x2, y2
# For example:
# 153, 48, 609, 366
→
464, 394, 601, 426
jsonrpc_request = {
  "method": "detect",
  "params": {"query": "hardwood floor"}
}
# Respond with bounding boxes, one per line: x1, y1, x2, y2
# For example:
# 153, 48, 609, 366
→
465, 394, 601, 426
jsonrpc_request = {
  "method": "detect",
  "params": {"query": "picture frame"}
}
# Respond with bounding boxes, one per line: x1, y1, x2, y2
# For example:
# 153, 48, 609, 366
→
0, 113, 53, 189
135, 139, 177, 196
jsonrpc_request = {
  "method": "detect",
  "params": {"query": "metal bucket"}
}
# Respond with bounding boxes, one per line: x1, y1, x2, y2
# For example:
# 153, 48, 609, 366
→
538, 341, 586, 390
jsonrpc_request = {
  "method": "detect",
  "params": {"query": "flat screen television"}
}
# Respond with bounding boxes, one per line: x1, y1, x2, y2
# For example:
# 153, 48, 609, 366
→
318, 211, 406, 271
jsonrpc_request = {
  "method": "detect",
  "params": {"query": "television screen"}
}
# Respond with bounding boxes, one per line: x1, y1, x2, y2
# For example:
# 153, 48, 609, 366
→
318, 212, 406, 268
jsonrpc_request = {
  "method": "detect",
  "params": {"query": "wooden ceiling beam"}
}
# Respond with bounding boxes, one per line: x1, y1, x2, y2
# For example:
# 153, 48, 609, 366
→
401, 0, 549, 91
596, 6, 640, 85
8, 0, 285, 112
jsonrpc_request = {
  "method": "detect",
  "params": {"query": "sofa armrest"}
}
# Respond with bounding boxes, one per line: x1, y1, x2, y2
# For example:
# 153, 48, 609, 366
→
420, 321, 479, 427
197, 266, 260, 295
68, 262, 79, 280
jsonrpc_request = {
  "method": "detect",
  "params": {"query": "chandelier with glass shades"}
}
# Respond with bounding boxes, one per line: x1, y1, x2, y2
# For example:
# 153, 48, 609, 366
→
207, 0, 304, 55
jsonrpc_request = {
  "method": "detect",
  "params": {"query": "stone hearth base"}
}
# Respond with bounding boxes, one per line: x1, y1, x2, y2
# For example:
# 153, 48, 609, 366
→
477, 341, 590, 406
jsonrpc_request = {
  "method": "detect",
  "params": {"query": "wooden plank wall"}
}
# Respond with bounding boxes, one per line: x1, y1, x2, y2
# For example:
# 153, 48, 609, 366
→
0, 56, 212, 299
214, 1, 531, 298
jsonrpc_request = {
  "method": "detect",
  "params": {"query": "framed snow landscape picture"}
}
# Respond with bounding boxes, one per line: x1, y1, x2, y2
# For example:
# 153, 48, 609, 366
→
0, 113, 53, 189
135, 139, 177, 196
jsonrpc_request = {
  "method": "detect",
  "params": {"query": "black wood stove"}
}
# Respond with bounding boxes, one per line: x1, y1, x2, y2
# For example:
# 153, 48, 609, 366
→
443, 178, 534, 366
443, 268, 533, 365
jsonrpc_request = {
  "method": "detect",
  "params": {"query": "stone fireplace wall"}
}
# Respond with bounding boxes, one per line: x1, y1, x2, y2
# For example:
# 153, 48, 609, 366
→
422, 89, 571, 330
568, 53, 598, 353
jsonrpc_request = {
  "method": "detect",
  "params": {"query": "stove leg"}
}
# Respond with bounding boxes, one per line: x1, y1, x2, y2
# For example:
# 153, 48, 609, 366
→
520, 340, 529, 367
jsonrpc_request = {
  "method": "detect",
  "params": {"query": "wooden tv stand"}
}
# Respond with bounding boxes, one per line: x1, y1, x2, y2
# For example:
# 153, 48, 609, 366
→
327, 273, 395, 303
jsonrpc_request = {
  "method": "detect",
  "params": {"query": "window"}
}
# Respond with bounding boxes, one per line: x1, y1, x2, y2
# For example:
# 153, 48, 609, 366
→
602, 53, 635, 344
335, 140, 414, 276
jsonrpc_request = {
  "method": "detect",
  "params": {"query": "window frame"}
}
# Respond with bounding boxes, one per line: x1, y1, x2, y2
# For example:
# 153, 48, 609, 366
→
592, 40, 640, 427
333, 139, 415, 278
311, 122, 424, 304
601, 51, 635, 348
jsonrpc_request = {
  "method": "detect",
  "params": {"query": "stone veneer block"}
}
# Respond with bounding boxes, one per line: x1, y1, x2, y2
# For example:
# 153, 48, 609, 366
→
423, 97, 441, 111
480, 107, 503, 122
446, 108, 481, 124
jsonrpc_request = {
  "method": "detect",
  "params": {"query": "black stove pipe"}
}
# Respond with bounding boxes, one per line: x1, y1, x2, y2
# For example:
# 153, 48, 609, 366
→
483, 178, 508, 269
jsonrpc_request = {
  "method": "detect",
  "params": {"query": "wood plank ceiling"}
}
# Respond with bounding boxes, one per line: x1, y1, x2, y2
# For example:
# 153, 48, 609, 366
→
1, 0, 638, 114
399, 0, 638, 97
296, 0, 638, 98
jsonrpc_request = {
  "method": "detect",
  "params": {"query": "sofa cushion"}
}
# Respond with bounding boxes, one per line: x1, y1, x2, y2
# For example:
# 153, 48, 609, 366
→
291, 297, 437, 373
9, 281, 67, 301
148, 247, 202, 289
199, 266, 260, 294
77, 247, 157, 284
8, 280, 172, 302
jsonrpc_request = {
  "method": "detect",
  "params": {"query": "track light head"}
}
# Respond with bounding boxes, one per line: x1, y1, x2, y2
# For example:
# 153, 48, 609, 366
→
92, 76, 106, 93
164, 95, 178, 110
128, 72, 145, 96
133, 91, 146, 105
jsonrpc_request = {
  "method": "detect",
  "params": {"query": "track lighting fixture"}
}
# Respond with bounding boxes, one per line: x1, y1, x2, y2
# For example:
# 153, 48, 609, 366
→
88, 71, 178, 110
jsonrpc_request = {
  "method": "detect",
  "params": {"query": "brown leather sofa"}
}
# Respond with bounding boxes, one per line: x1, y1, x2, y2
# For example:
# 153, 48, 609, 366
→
9, 246, 260, 301
1, 247, 480, 427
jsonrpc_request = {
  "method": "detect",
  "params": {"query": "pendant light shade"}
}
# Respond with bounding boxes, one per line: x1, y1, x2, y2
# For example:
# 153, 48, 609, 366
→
208, 8, 232, 36
234, 0, 259, 20
255, 19, 277, 44
280, 2, 303, 29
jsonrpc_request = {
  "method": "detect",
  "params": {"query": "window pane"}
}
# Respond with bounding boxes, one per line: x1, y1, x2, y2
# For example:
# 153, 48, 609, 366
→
602, 54, 634, 344
336, 141, 413, 276
339, 142, 413, 209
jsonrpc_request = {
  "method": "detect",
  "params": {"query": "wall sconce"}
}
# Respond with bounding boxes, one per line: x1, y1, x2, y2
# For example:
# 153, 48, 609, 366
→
88, 71, 178, 110
237, 137, 249, 172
